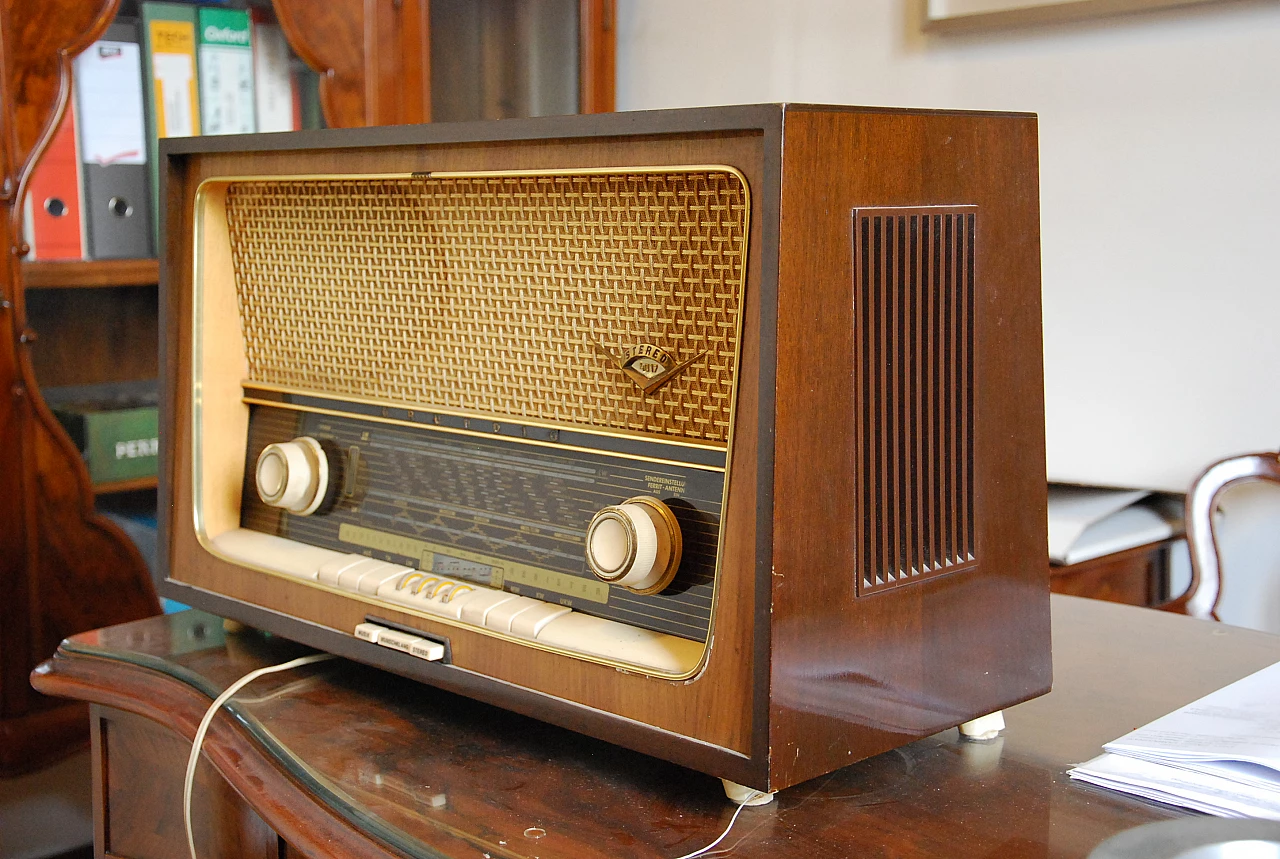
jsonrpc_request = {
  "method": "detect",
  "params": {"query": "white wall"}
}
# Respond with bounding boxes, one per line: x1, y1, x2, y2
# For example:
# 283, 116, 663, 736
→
615, 0, 1280, 632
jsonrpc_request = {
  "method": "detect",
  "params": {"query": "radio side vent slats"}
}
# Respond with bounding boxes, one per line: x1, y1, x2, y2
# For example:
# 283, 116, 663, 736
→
854, 207, 977, 595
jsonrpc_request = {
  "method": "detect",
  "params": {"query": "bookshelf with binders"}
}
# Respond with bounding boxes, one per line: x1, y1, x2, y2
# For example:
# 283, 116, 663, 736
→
21, 1, 324, 514
2, 0, 615, 775
24, 0, 612, 489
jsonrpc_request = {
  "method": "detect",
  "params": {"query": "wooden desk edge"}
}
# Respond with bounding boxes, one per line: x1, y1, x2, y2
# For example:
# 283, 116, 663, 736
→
31, 650, 406, 859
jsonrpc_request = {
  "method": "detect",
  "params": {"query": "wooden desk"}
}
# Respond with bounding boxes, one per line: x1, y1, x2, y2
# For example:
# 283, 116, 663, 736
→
32, 596, 1280, 859
1050, 537, 1184, 608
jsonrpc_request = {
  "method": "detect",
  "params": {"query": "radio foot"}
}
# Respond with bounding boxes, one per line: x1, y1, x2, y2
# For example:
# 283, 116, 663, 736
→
958, 710, 1005, 741
721, 779, 775, 806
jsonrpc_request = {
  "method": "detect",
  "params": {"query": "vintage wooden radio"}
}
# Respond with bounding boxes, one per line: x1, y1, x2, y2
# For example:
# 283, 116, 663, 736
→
158, 104, 1051, 796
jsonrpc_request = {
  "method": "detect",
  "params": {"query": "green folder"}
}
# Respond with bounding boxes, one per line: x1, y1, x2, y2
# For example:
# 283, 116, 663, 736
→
140, 2, 201, 250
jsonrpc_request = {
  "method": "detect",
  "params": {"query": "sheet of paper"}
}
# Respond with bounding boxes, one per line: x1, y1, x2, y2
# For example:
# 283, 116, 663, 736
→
1105, 660, 1280, 778
1046, 485, 1151, 564
74, 40, 147, 165
1070, 753, 1280, 819
1068, 660, 1280, 818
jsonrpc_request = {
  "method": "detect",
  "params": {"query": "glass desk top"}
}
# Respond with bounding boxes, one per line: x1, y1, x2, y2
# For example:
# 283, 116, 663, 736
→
46, 597, 1280, 858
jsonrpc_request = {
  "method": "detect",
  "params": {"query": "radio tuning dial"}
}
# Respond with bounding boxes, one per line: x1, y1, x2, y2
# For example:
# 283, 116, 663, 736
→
585, 496, 683, 595
255, 436, 330, 516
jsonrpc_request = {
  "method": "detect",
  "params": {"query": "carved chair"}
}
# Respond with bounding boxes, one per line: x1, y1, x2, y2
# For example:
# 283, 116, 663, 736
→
1160, 451, 1280, 621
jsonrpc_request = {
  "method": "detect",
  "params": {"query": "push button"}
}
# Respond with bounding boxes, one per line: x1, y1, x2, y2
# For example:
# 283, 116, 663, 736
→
318, 554, 371, 587
354, 622, 386, 643
481, 596, 544, 634
509, 603, 572, 639
458, 591, 522, 626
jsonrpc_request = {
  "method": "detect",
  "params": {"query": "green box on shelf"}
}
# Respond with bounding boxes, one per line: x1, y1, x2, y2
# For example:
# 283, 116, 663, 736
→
46, 381, 159, 486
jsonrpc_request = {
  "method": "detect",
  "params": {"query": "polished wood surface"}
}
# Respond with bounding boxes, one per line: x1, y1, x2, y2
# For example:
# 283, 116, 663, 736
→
273, 0, 428, 128
769, 107, 1049, 788
275, 0, 615, 128
157, 105, 1048, 791
579, 0, 617, 113
0, 0, 160, 777
1051, 538, 1180, 607
32, 596, 1280, 858
21, 258, 160, 289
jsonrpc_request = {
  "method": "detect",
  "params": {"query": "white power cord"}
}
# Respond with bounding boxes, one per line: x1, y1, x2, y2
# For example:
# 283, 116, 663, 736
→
183, 652, 335, 859
182, 650, 759, 859
672, 790, 766, 859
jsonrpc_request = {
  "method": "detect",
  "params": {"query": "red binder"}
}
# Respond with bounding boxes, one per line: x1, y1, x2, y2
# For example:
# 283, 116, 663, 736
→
25, 107, 85, 260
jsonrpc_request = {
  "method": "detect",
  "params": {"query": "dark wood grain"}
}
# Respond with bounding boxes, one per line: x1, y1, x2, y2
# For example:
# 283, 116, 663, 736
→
1051, 538, 1179, 607
273, 0, 432, 128
769, 107, 1049, 788
0, 0, 160, 777
21, 258, 159, 289
98, 707, 281, 859
25, 284, 159, 387
31, 598, 1280, 858
272, 0, 366, 128
578, 0, 616, 113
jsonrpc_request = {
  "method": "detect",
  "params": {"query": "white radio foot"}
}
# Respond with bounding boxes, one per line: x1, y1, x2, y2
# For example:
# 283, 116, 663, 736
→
721, 779, 775, 806
959, 710, 1005, 741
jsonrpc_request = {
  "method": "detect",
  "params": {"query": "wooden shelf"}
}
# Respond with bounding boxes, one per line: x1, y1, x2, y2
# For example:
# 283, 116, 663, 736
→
22, 259, 159, 289
93, 476, 159, 495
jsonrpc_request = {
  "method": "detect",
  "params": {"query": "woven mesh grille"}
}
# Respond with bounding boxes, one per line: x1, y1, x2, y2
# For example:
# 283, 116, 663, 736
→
222, 170, 749, 444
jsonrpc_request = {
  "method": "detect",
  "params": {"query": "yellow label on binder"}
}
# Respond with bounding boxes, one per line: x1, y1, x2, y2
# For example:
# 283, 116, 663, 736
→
148, 20, 201, 137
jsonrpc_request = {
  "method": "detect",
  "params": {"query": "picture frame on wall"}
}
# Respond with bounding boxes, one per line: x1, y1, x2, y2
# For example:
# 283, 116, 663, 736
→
923, 0, 1234, 31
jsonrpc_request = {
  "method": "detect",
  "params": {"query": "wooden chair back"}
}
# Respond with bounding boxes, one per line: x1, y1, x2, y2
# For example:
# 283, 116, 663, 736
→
1161, 451, 1280, 620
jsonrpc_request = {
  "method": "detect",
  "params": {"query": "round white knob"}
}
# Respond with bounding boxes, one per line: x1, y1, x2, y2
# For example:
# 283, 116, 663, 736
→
255, 437, 329, 515
585, 496, 682, 594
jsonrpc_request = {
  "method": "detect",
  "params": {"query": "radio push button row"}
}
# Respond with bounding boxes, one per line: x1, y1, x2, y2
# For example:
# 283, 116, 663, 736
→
318, 554, 373, 587
585, 496, 683, 594
481, 596, 544, 634
354, 622, 386, 643
458, 591, 522, 626
353, 564, 414, 596
256, 437, 330, 515
509, 603, 572, 639
420, 585, 484, 619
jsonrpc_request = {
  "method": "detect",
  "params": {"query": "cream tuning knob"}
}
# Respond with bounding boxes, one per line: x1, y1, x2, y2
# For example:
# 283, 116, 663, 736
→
255, 437, 330, 515
585, 496, 682, 595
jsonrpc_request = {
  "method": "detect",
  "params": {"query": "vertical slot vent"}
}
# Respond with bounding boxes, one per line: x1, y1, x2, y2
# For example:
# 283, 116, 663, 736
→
854, 207, 977, 595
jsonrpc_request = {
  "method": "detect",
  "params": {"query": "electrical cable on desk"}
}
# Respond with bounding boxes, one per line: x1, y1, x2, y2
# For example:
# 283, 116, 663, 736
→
182, 650, 763, 859
673, 790, 766, 859
183, 652, 336, 859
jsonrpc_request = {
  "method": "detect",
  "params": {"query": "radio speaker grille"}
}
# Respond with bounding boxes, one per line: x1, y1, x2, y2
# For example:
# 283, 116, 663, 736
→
854, 208, 977, 595
221, 170, 748, 445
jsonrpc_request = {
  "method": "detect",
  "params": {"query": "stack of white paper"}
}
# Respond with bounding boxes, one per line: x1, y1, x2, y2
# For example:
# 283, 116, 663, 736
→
1069, 660, 1280, 818
1047, 485, 1181, 565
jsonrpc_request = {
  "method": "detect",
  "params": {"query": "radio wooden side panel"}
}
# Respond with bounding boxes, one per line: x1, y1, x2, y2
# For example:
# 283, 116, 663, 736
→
768, 108, 1050, 788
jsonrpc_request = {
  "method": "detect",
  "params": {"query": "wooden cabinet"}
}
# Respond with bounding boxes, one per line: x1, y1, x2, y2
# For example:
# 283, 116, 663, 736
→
0, 0, 614, 777
1050, 537, 1183, 609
